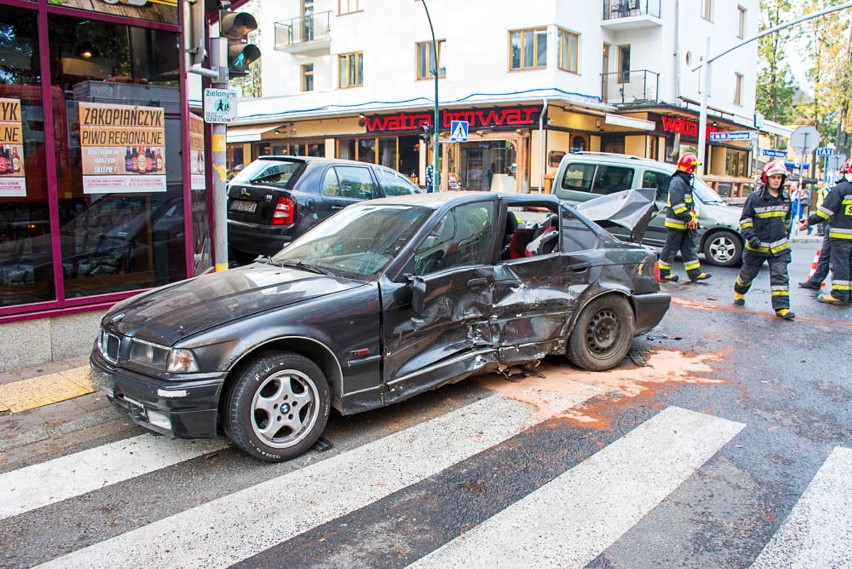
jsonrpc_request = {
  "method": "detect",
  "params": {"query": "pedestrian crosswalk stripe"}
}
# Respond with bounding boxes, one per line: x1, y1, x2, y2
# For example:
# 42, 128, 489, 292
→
0, 435, 228, 520
751, 446, 852, 569
410, 406, 745, 569
37, 383, 602, 568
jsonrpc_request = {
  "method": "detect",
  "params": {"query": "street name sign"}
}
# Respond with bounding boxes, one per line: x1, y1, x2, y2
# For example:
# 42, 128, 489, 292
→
710, 130, 755, 141
760, 149, 788, 158
450, 120, 469, 142
204, 88, 238, 124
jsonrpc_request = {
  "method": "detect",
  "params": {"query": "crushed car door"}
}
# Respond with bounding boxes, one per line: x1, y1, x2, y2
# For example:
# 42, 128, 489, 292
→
491, 204, 604, 365
380, 200, 498, 405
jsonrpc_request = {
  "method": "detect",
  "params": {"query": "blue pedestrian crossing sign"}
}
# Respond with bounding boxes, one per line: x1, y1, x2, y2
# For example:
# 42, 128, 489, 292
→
450, 120, 469, 142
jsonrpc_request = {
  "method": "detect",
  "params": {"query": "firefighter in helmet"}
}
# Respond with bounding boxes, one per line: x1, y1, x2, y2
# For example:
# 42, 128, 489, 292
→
799, 157, 852, 305
734, 160, 795, 319
658, 152, 712, 283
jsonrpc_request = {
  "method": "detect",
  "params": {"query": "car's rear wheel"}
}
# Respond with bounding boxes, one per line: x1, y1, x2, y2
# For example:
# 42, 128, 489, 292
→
223, 352, 330, 462
568, 295, 635, 371
703, 230, 742, 267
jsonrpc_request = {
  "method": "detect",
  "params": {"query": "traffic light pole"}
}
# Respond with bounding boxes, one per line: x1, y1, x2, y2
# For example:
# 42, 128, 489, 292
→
422, 0, 440, 192
210, 37, 229, 272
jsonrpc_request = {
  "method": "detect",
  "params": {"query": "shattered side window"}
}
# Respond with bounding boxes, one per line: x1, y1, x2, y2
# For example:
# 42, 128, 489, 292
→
560, 208, 600, 253
413, 201, 494, 275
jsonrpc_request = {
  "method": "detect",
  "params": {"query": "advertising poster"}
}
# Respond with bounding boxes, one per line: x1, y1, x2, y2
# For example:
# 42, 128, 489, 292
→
190, 113, 206, 191
47, 0, 178, 25
79, 102, 166, 194
0, 97, 27, 198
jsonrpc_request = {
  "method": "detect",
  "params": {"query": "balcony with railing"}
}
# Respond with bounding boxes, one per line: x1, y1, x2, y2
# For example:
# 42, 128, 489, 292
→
601, 0, 662, 31
601, 70, 659, 105
274, 11, 331, 55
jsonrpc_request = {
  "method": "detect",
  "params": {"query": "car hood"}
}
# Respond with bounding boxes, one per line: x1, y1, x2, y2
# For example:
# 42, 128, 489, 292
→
574, 189, 657, 244
107, 264, 364, 345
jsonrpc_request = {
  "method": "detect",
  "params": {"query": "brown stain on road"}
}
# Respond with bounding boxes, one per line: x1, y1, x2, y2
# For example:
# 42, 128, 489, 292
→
671, 297, 852, 327
477, 349, 724, 428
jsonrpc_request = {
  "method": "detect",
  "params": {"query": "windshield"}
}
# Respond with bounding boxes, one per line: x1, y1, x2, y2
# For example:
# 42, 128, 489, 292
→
270, 204, 432, 280
692, 176, 726, 204
231, 159, 304, 188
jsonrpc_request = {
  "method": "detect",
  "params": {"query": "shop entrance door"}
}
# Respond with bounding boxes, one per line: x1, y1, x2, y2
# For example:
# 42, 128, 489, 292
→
456, 140, 517, 192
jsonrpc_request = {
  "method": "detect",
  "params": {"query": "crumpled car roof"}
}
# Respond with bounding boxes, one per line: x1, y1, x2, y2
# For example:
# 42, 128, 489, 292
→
574, 188, 657, 244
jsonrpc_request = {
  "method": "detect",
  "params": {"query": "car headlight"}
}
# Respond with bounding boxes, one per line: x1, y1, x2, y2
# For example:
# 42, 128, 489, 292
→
129, 338, 169, 369
166, 348, 200, 373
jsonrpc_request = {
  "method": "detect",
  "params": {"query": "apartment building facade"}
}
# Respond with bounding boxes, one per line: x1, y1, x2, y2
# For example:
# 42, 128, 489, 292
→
229, 0, 760, 193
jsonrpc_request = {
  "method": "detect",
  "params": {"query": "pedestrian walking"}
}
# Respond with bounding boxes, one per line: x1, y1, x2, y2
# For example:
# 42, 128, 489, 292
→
799, 158, 852, 305
733, 160, 795, 319
425, 163, 434, 193
658, 152, 712, 283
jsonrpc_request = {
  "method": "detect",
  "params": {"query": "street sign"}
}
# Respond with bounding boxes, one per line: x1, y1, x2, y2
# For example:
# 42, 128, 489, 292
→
828, 153, 847, 170
760, 149, 788, 158
204, 88, 238, 124
450, 120, 469, 142
815, 146, 834, 157
709, 130, 755, 141
790, 125, 820, 154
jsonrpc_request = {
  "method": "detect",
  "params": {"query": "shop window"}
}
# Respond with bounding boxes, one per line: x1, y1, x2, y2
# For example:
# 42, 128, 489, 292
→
416, 40, 445, 80
378, 137, 396, 168
338, 138, 356, 160
358, 138, 376, 164
557, 29, 579, 74
510, 28, 547, 71
570, 136, 586, 153
339, 51, 363, 88
0, 7, 53, 309
48, 14, 186, 300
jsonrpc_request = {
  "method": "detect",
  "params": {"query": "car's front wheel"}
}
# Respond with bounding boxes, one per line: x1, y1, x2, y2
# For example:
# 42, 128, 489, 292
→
223, 352, 330, 462
703, 230, 742, 267
568, 295, 635, 371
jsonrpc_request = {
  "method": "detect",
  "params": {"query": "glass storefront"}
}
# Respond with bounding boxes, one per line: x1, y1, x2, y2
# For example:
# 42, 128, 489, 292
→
0, 3, 195, 315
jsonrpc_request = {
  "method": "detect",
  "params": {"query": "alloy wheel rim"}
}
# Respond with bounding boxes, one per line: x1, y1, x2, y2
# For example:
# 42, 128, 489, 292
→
250, 369, 319, 448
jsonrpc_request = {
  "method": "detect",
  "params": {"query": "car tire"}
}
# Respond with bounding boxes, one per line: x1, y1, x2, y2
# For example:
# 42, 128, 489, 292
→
568, 295, 635, 372
702, 230, 742, 267
223, 351, 330, 463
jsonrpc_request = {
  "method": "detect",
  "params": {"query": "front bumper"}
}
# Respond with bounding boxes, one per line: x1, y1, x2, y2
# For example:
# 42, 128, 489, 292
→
90, 351, 226, 439
633, 291, 672, 334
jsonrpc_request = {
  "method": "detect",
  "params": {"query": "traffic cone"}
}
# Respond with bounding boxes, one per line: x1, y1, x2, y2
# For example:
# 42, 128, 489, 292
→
807, 249, 825, 286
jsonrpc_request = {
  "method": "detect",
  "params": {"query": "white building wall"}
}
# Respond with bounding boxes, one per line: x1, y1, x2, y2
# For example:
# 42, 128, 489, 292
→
250, 0, 758, 124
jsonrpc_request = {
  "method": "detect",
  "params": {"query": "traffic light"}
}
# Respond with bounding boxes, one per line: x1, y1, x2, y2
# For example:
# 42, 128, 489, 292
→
219, 2, 260, 78
419, 123, 432, 145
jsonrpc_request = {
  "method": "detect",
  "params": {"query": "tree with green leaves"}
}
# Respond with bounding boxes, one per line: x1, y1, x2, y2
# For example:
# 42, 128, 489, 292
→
756, 0, 800, 126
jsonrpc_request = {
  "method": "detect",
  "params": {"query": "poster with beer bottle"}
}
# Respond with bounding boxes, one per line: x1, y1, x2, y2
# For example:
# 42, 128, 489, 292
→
79, 102, 166, 194
0, 97, 26, 197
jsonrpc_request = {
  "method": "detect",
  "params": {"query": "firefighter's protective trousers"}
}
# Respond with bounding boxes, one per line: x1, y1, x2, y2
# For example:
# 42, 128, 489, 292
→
735, 249, 792, 311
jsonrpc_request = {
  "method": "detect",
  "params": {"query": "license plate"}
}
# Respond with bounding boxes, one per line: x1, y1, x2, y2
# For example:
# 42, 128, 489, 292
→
230, 200, 257, 213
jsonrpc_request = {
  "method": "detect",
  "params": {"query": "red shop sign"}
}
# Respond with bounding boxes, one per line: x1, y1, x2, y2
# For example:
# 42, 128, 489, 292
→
363, 106, 541, 133
659, 116, 725, 140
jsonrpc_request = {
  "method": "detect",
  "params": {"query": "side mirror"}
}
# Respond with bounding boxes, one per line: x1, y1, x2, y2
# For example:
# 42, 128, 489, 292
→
406, 273, 426, 316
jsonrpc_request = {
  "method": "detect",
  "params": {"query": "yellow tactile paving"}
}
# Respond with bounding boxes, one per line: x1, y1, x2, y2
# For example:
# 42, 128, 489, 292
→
0, 366, 95, 414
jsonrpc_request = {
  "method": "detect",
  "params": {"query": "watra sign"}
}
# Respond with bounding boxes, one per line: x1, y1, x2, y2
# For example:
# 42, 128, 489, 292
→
658, 116, 725, 140
363, 106, 541, 133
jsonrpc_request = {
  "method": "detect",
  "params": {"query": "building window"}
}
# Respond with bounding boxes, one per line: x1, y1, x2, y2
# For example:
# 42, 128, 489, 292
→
339, 0, 360, 14
417, 40, 445, 80
339, 51, 363, 88
737, 6, 746, 38
302, 0, 315, 41
510, 28, 547, 70
301, 63, 314, 91
557, 29, 579, 74
734, 72, 743, 105
702, 0, 713, 21
617, 44, 631, 83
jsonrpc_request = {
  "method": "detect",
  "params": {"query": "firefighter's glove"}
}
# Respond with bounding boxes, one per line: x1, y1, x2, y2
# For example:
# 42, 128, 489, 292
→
686, 219, 699, 230
747, 235, 762, 249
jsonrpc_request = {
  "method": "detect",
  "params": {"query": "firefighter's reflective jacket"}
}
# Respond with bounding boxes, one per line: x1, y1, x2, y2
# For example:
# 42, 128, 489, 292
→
739, 185, 792, 256
664, 172, 696, 230
807, 180, 852, 240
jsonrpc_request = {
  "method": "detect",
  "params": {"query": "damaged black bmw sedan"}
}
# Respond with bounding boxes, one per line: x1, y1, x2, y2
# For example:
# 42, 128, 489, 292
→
91, 191, 670, 462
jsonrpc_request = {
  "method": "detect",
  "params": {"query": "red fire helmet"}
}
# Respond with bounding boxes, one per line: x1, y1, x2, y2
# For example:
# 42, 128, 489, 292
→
841, 158, 852, 174
761, 159, 788, 184
676, 152, 700, 174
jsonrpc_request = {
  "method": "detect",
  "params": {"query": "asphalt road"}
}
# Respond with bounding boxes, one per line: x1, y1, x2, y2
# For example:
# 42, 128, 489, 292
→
1, 241, 850, 568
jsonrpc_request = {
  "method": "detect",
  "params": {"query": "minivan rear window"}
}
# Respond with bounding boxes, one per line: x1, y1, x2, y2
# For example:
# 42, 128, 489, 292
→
558, 163, 595, 192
